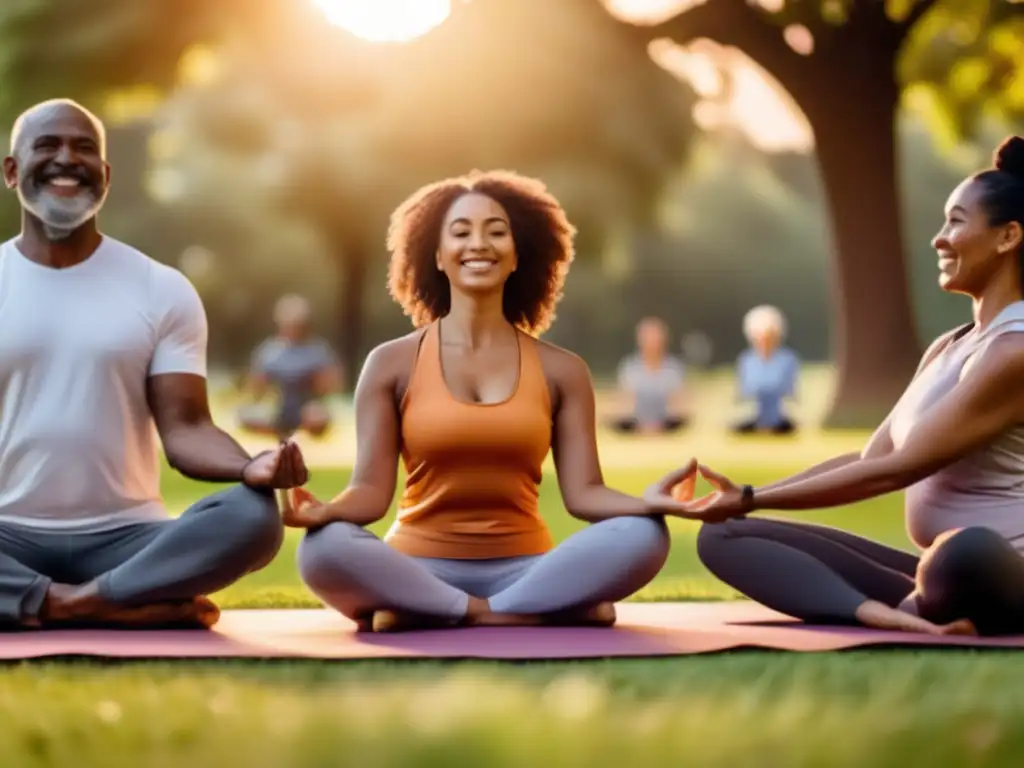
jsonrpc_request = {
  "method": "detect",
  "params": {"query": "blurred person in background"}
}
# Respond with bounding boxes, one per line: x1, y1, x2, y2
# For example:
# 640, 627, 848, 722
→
609, 317, 690, 434
238, 294, 342, 441
733, 304, 800, 435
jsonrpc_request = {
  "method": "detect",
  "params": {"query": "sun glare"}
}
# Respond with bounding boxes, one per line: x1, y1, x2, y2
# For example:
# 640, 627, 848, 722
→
312, 0, 452, 42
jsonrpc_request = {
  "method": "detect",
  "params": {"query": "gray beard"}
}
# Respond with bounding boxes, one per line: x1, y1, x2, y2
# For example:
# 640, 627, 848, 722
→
17, 185, 105, 242
39, 220, 79, 241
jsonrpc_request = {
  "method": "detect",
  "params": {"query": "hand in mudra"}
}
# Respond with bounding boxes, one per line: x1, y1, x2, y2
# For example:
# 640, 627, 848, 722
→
281, 486, 330, 528
681, 464, 749, 523
242, 439, 309, 490
641, 459, 701, 515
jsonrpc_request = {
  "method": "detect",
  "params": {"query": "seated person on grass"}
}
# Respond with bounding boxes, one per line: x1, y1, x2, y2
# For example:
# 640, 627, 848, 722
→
609, 317, 689, 434
684, 136, 1024, 638
279, 170, 701, 633
732, 304, 800, 435
0, 99, 307, 631
238, 293, 341, 441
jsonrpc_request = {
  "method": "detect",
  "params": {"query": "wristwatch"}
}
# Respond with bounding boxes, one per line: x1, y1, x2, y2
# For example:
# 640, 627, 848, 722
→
740, 484, 755, 512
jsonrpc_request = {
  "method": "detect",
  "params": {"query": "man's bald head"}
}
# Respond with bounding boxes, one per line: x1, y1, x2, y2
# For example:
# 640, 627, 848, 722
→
4, 98, 110, 241
10, 99, 106, 159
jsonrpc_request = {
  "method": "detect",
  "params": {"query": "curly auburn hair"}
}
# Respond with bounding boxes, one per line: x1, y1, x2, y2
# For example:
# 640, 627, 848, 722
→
386, 169, 577, 336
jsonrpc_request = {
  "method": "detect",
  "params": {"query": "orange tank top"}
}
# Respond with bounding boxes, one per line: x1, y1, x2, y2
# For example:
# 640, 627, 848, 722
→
384, 322, 555, 559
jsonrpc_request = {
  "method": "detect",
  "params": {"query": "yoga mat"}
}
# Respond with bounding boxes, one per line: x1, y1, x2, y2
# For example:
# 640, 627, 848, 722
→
3, 602, 1023, 661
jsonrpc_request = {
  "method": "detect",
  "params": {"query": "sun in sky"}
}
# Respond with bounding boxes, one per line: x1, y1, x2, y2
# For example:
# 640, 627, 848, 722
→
311, 0, 452, 42
309, 0, 810, 152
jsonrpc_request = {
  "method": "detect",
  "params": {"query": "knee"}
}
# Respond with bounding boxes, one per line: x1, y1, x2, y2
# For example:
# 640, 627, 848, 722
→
918, 526, 1024, 632
696, 518, 748, 568
297, 521, 363, 593
919, 526, 1020, 585
219, 485, 284, 563
605, 516, 671, 566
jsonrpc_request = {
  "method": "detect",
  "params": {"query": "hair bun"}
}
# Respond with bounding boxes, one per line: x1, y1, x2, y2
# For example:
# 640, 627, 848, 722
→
994, 136, 1024, 178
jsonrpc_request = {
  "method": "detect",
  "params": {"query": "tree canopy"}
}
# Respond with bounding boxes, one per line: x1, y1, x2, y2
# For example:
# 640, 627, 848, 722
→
4, 0, 694, 380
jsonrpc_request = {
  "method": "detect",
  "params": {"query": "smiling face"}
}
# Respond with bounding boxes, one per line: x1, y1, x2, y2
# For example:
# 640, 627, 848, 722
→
436, 192, 517, 296
932, 177, 1023, 295
3, 103, 110, 240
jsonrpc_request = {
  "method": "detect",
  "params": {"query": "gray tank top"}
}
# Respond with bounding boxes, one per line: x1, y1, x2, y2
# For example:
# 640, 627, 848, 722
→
890, 301, 1024, 552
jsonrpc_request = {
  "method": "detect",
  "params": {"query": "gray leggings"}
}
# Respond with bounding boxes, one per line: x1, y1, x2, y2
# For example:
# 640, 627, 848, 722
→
698, 517, 1024, 635
298, 516, 670, 621
0, 485, 283, 628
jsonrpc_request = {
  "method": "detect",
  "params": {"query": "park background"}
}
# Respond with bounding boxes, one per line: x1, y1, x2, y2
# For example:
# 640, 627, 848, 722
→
4, 1, 1024, 766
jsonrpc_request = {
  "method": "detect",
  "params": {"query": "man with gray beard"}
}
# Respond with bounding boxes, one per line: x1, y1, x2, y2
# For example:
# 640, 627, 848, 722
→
0, 99, 308, 630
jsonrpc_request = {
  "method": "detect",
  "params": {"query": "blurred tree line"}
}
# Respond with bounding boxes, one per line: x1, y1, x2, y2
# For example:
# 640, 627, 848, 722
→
0, 0, 1021, 427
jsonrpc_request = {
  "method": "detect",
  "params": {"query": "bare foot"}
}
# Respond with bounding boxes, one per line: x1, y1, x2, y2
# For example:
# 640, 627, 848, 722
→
459, 595, 546, 628
547, 602, 617, 627
937, 618, 978, 636
190, 597, 222, 629
854, 600, 971, 636
371, 610, 458, 633
41, 582, 219, 630
463, 611, 547, 628
464, 598, 618, 629
40, 582, 104, 622
371, 602, 618, 632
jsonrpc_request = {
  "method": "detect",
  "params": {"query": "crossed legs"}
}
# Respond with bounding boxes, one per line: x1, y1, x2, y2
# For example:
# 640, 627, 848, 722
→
697, 517, 1022, 635
0, 485, 283, 630
298, 516, 671, 631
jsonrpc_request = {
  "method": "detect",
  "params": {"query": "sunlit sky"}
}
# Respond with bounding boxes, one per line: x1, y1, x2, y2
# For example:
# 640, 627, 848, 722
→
310, 0, 812, 152
311, 0, 451, 42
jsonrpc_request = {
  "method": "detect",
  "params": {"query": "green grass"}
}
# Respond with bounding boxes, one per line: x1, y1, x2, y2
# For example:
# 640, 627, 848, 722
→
6, 439, 1015, 767
6, 654, 1024, 766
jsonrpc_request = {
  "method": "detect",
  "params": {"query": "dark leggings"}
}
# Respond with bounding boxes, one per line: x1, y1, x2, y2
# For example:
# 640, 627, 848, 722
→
697, 517, 1024, 635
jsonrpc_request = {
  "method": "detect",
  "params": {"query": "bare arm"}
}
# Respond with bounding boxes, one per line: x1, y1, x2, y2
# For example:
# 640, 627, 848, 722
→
753, 453, 862, 494
753, 413, 896, 493
149, 373, 253, 482
146, 272, 261, 482
749, 336, 1024, 511
550, 351, 653, 521
317, 344, 403, 526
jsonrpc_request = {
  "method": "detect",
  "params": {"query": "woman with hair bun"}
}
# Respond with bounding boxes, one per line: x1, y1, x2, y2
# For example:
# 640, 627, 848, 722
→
279, 170, 691, 633
687, 137, 1024, 637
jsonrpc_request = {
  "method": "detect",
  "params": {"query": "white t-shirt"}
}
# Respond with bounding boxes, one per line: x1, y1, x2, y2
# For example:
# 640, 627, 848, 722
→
0, 236, 207, 532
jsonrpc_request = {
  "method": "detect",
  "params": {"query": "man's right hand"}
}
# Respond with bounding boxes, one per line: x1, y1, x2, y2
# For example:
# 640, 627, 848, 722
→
242, 439, 309, 490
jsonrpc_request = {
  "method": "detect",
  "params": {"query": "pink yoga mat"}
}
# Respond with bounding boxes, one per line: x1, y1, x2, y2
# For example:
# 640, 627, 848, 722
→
2, 602, 1022, 660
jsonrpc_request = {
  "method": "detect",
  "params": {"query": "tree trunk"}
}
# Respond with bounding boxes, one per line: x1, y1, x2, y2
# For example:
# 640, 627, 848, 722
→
333, 239, 369, 395
631, 1, 927, 429
805, 75, 921, 429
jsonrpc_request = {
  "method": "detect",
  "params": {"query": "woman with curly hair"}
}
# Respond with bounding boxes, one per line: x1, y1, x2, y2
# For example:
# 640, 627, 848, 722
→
282, 170, 693, 632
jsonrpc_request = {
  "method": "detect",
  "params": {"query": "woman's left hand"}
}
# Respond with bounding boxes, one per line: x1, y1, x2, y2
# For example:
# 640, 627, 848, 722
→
641, 459, 699, 514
